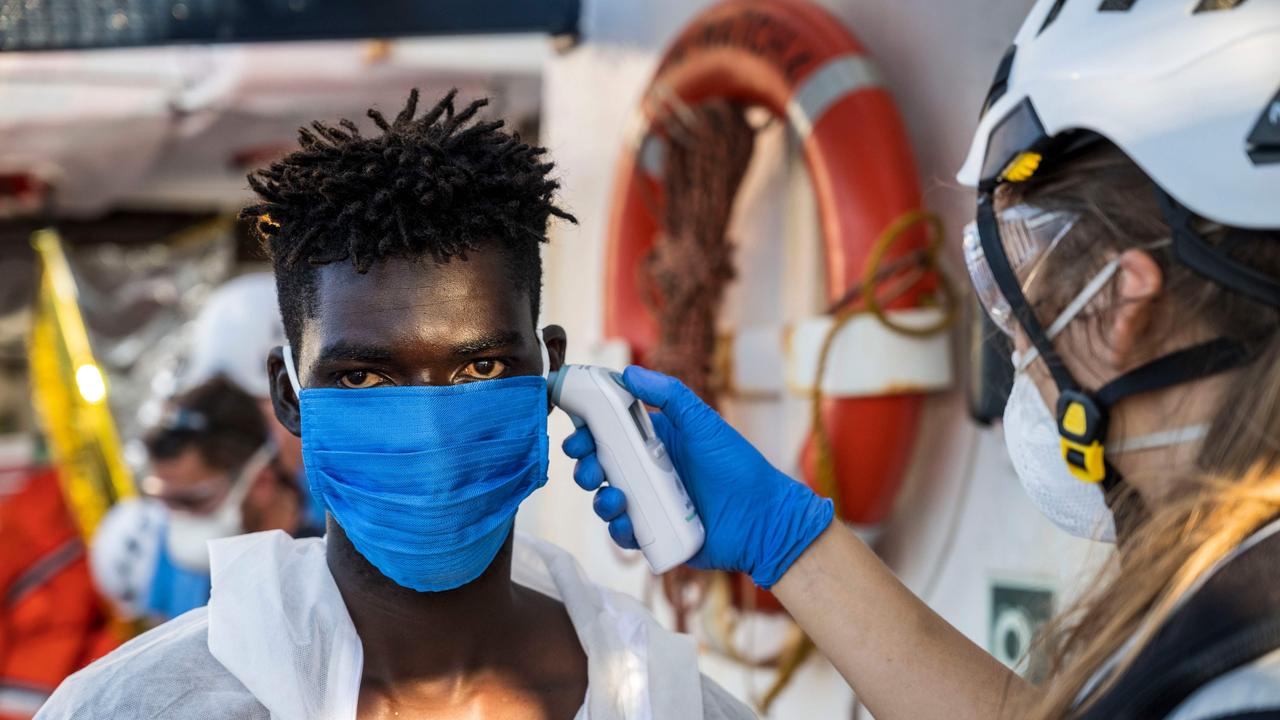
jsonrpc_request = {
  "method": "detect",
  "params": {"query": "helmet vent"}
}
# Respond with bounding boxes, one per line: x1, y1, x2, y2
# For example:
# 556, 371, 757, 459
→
981, 45, 1018, 118
1194, 0, 1248, 10
1038, 0, 1070, 34
1099, 0, 1138, 10
1247, 88, 1280, 165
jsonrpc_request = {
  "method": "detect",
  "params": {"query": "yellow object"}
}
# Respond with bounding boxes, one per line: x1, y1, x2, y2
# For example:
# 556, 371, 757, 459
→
1061, 437, 1107, 484
1059, 435, 1111, 484
74, 364, 107, 405
1058, 399, 1106, 483
700, 572, 814, 713
1001, 151, 1043, 182
1062, 401, 1088, 436
27, 229, 134, 542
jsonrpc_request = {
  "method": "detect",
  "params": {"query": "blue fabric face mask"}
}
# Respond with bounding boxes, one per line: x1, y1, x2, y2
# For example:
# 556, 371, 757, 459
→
283, 335, 550, 592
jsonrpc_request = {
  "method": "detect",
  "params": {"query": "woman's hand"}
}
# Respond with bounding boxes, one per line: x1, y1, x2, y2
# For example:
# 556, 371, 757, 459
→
560, 366, 833, 588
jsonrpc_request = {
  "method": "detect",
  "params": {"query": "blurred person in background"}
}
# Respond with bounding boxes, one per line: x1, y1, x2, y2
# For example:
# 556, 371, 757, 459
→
89, 376, 303, 623
181, 272, 322, 535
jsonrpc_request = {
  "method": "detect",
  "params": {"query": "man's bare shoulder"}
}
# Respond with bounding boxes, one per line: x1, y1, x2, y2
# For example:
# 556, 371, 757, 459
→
37, 609, 267, 720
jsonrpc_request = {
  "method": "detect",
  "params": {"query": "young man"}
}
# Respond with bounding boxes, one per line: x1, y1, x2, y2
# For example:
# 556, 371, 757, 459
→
40, 90, 754, 720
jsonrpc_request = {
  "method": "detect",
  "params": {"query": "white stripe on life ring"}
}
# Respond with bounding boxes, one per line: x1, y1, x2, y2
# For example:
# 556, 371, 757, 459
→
786, 55, 884, 140
727, 310, 952, 398
0, 685, 50, 716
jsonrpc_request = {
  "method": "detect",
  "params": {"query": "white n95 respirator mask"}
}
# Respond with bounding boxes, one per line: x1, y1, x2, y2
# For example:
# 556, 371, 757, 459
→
1003, 342, 1214, 544
1003, 368, 1117, 543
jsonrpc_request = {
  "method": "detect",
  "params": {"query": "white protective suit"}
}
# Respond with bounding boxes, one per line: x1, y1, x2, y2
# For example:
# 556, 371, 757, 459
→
39, 530, 755, 720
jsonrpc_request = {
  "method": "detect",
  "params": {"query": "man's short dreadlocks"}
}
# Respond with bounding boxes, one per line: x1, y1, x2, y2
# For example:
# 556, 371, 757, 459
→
241, 89, 575, 352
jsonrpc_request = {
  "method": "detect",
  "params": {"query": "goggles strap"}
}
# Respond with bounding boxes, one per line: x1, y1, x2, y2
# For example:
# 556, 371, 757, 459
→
978, 195, 1078, 391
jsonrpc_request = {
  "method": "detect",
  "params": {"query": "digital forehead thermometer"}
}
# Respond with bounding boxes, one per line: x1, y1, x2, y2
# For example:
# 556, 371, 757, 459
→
549, 365, 705, 573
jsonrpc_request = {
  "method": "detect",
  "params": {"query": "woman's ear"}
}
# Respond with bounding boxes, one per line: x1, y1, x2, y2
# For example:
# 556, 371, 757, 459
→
1108, 249, 1164, 371
267, 346, 302, 437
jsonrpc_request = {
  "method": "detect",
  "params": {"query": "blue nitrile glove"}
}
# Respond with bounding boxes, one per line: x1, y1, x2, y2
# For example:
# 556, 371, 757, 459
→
561, 365, 834, 589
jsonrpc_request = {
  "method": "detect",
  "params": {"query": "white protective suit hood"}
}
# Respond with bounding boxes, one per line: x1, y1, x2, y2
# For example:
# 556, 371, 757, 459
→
39, 530, 753, 720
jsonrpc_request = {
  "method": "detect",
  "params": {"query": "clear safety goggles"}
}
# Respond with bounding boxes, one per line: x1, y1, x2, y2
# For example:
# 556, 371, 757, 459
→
962, 204, 1079, 337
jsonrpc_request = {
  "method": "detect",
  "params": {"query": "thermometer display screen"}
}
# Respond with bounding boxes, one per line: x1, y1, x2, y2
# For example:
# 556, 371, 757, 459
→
627, 400, 655, 442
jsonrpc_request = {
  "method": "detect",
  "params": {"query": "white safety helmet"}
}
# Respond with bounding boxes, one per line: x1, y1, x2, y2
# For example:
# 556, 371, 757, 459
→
181, 273, 284, 399
957, 0, 1280, 230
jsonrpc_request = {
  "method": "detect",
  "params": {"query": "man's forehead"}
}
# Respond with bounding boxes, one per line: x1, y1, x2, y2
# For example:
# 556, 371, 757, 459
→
304, 251, 533, 357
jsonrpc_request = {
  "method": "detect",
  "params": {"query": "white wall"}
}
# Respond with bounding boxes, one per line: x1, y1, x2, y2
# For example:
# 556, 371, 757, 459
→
522, 0, 1111, 716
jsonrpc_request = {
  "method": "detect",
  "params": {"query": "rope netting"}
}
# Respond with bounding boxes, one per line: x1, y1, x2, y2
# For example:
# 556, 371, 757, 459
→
640, 98, 754, 406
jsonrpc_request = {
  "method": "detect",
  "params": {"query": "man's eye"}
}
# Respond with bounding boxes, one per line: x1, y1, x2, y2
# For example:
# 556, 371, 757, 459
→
339, 371, 386, 389
462, 360, 507, 381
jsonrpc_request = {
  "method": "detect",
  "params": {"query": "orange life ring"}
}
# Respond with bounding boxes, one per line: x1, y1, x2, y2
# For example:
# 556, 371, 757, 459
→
605, 0, 929, 587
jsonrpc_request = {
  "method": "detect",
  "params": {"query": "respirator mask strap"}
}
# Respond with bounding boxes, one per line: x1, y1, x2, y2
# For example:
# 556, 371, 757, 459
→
1106, 425, 1209, 456
1012, 258, 1122, 374
282, 344, 302, 395
537, 327, 550, 380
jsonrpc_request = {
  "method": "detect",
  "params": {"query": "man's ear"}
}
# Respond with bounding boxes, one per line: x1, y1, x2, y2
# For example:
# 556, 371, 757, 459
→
542, 324, 567, 374
267, 346, 302, 437
1108, 249, 1164, 371
541, 325, 567, 415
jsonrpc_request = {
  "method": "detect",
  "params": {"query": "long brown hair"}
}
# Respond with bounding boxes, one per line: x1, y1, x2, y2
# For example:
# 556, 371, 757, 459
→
995, 141, 1280, 719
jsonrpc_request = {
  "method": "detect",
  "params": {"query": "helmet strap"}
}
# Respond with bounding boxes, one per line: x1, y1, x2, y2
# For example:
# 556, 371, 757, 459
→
1157, 189, 1280, 309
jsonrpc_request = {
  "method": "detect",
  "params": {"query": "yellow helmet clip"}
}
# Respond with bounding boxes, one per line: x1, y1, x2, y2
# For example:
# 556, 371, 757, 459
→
1057, 392, 1108, 484
1001, 151, 1043, 183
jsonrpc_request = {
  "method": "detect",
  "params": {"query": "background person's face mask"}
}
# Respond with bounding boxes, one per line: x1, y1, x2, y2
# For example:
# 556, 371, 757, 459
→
165, 445, 272, 571
284, 333, 551, 592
